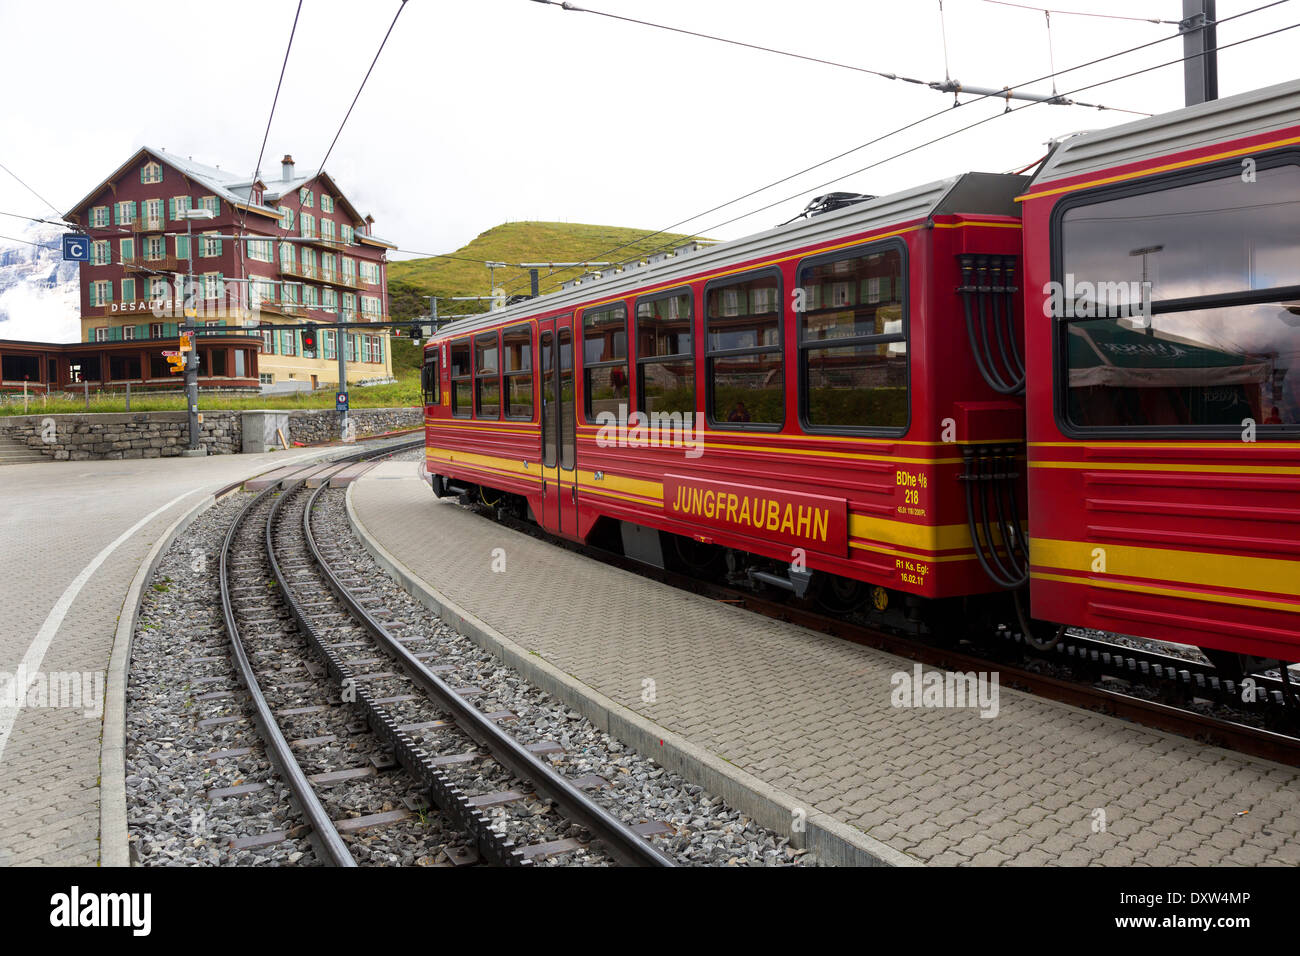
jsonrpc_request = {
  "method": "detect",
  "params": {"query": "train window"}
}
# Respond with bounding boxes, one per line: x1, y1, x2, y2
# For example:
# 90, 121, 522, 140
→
582, 302, 629, 422
636, 290, 694, 418
1057, 160, 1300, 430
797, 247, 908, 430
421, 350, 440, 406
705, 271, 783, 427
502, 324, 533, 420
474, 332, 500, 420
450, 340, 471, 418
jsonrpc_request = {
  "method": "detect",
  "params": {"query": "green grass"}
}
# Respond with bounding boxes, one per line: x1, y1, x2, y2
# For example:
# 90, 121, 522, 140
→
0, 355, 425, 417
387, 221, 706, 321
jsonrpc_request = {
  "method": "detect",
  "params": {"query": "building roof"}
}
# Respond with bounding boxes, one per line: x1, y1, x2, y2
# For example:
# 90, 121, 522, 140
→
64, 146, 385, 237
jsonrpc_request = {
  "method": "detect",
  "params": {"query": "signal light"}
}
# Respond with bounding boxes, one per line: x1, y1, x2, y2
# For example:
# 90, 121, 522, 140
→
409, 322, 422, 346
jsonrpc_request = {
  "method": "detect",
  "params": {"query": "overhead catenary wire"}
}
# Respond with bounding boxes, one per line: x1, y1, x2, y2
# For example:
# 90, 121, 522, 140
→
528, 0, 1137, 111
611, 17, 1300, 274
524, 0, 1292, 295
0, 159, 67, 222
979, 0, 1182, 25
314, 0, 409, 183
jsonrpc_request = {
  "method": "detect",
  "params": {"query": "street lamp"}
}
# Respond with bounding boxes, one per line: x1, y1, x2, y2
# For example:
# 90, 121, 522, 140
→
179, 206, 216, 453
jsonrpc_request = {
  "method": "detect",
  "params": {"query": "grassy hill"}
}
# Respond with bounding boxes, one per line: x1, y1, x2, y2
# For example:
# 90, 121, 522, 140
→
387, 220, 706, 324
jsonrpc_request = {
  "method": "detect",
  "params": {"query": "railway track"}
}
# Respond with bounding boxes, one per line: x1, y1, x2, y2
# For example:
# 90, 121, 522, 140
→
219, 441, 674, 866
469, 501, 1300, 769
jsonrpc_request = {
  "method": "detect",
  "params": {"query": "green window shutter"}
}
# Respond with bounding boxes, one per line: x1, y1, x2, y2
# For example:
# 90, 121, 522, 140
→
110, 326, 121, 341
167, 322, 178, 337
136, 324, 148, 339
130, 200, 138, 220
176, 235, 189, 259
112, 204, 119, 226
122, 278, 135, 301
105, 283, 114, 303
168, 198, 175, 220
140, 167, 145, 184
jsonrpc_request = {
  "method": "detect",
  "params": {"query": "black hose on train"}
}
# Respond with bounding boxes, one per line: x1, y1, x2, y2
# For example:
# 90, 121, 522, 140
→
960, 444, 1029, 590
959, 254, 1025, 396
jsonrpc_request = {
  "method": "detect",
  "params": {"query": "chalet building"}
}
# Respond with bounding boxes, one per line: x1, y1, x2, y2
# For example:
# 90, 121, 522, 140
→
61, 147, 396, 390
0, 334, 261, 393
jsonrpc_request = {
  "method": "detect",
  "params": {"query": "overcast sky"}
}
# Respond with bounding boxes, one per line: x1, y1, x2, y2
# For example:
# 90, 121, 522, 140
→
1, 0, 1296, 273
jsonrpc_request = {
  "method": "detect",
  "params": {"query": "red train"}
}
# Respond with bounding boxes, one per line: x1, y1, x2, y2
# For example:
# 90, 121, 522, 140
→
422, 79, 1300, 674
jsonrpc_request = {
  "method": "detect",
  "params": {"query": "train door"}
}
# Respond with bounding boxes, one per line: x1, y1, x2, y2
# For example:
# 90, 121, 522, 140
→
539, 317, 577, 537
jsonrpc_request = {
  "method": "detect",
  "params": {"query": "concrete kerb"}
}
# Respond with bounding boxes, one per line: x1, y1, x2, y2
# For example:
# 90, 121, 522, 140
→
98, 441, 408, 866
99, 492, 217, 867
344, 481, 920, 868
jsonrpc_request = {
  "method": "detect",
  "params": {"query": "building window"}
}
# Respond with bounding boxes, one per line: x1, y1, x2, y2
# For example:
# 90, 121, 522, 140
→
361, 335, 372, 363
141, 161, 163, 184
169, 196, 191, 221
279, 241, 295, 272
300, 213, 314, 239
1058, 159, 1300, 430
259, 372, 274, 385
341, 224, 354, 244
321, 218, 335, 242
247, 238, 273, 262
301, 246, 316, 277
115, 201, 135, 225
321, 253, 336, 282
122, 325, 136, 340
451, 339, 472, 418
142, 199, 164, 228
304, 285, 319, 308
322, 287, 337, 311
582, 302, 629, 422
150, 323, 165, 338
299, 187, 313, 208
279, 205, 294, 230
261, 330, 274, 353
342, 292, 356, 319
705, 271, 783, 427
202, 273, 222, 300
321, 194, 333, 214
200, 232, 221, 257
202, 195, 220, 216
90, 205, 109, 228
94, 327, 109, 342
636, 289, 694, 418
342, 257, 356, 283
144, 235, 164, 261
324, 329, 337, 360
502, 324, 533, 419
90, 280, 113, 307
281, 328, 296, 356
797, 246, 908, 431
91, 240, 111, 265
149, 276, 169, 299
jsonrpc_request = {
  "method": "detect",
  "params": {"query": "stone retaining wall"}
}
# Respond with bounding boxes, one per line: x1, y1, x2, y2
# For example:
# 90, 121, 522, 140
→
0, 406, 421, 461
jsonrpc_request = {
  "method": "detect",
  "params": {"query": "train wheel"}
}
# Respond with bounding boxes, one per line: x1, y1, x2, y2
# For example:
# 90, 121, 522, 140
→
670, 536, 724, 578
1202, 649, 1250, 681
814, 575, 868, 615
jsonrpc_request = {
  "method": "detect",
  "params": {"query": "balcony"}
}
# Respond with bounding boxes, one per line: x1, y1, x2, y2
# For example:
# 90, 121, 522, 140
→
131, 216, 167, 233
122, 254, 184, 273
281, 260, 367, 290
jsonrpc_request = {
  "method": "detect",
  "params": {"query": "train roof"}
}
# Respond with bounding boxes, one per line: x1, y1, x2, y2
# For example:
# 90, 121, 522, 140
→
433, 171, 1028, 339
1031, 77, 1300, 187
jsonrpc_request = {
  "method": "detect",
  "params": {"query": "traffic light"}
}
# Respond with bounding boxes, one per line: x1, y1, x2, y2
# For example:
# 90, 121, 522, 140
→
302, 327, 317, 358
409, 322, 422, 346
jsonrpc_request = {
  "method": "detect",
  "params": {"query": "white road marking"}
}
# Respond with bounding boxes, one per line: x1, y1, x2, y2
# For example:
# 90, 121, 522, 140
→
0, 488, 201, 765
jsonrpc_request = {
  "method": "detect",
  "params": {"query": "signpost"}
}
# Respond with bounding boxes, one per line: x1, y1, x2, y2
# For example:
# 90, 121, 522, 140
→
61, 235, 89, 262
335, 391, 349, 412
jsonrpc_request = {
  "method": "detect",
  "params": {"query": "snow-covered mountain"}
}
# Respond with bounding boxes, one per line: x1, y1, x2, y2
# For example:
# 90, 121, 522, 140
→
0, 221, 81, 342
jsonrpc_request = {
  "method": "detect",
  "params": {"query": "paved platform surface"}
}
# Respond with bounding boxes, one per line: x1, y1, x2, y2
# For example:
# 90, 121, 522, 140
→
352, 468, 1300, 866
0, 446, 361, 866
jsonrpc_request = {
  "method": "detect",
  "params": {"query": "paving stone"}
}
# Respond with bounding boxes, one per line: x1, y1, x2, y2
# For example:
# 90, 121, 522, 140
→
351, 473, 1300, 868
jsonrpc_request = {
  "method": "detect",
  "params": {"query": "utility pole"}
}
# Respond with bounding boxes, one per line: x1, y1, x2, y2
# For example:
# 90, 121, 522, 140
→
1180, 0, 1218, 107
179, 206, 215, 456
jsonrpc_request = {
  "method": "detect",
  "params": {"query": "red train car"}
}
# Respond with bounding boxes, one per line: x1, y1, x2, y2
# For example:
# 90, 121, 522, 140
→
423, 172, 1030, 620
424, 78, 1300, 668
1020, 79, 1300, 665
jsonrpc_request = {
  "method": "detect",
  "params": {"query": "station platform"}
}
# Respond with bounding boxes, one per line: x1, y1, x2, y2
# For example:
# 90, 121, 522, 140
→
349, 463, 1300, 867
0, 444, 384, 867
